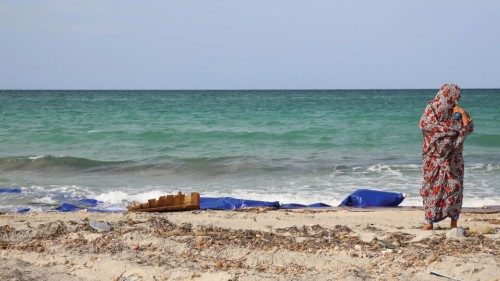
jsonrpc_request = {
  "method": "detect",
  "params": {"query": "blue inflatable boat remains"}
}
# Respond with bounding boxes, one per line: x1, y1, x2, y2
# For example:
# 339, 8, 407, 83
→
3, 189, 403, 213
55, 203, 80, 212
0, 187, 22, 194
339, 189, 405, 208
54, 197, 105, 212
200, 197, 280, 210
200, 197, 331, 210
280, 202, 331, 209
77, 198, 101, 207
279, 203, 307, 209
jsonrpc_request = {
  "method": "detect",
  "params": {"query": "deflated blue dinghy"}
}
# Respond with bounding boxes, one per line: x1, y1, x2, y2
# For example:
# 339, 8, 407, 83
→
200, 197, 280, 210
280, 202, 331, 209
0, 187, 22, 194
339, 189, 405, 208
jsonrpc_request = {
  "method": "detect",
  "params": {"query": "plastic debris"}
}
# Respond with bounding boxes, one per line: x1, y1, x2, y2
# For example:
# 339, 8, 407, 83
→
339, 189, 405, 208
446, 227, 465, 240
306, 203, 331, 208
89, 220, 111, 232
17, 208, 30, 213
430, 271, 461, 281
280, 203, 307, 209
200, 197, 280, 210
55, 203, 80, 212
0, 187, 22, 194
77, 198, 102, 207
280, 202, 331, 209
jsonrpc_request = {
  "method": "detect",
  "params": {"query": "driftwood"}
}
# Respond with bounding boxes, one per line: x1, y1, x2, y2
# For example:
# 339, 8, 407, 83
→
127, 192, 200, 212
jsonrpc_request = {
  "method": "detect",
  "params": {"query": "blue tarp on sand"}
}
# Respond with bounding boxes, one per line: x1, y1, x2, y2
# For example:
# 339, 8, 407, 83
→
55, 203, 80, 212
339, 189, 405, 208
280, 202, 331, 209
0, 187, 22, 194
5, 189, 405, 213
200, 197, 332, 210
54, 197, 104, 212
200, 197, 280, 210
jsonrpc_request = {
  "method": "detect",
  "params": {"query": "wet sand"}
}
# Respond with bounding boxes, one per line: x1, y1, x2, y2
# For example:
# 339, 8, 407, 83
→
0, 208, 498, 281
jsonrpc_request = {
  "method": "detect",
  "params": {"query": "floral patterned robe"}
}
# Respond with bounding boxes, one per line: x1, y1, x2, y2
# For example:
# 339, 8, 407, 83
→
419, 84, 474, 223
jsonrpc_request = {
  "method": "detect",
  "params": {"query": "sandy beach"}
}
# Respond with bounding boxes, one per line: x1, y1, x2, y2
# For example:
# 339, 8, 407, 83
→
0, 208, 498, 281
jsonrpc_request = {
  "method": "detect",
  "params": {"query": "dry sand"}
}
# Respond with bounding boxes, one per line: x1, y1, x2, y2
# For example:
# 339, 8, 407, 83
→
0, 208, 498, 281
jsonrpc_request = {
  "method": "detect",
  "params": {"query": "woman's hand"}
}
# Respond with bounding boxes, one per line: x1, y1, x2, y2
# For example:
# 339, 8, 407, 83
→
453, 106, 470, 126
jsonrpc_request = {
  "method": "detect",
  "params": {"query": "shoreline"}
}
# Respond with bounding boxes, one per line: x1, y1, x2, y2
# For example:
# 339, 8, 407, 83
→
2, 204, 500, 214
1, 208, 498, 280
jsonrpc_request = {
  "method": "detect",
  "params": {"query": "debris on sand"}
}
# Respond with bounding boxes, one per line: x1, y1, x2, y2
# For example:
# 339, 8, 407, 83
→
89, 220, 111, 232
446, 228, 466, 240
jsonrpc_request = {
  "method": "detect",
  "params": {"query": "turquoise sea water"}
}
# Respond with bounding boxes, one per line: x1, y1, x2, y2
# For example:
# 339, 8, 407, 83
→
1, 90, 499, 210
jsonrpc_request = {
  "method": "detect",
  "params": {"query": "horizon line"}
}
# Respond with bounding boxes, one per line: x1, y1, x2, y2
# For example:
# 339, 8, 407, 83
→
1, 88, 499, 91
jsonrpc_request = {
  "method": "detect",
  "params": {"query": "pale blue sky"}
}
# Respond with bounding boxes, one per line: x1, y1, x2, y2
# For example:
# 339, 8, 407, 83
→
1, 1, 499, 89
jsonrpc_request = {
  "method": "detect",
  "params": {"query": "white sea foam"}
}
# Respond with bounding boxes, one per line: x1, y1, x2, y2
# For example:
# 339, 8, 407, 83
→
33, 196, 57, 204
28, 155, 46, 160
399, 196, 422, 207
28, 184, 88, 197
486, 164, 492, 172
26, 206, 45, 213
399, 196, 500, 208
95, 191, 129, 204
467, 163, 500, 171
95, 190, 168, 205
460, 197, 500, 207
366, 164, 403, 177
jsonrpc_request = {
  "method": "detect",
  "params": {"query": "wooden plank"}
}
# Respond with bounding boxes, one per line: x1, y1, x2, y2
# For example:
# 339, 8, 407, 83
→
129, 204, 199, 212
127, 192, 201, 212
166, 195, 174, 206
171, 192, 183, 206
148, 199, 157, 208
158, 196, 166, 206
191, 192, 200, 206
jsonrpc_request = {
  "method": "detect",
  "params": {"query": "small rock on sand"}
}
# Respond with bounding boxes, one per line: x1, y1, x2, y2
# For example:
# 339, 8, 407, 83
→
446, 227, 465, 240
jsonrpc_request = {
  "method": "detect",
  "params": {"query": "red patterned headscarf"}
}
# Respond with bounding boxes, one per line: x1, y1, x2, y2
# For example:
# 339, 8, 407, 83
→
429, 84, 461, 122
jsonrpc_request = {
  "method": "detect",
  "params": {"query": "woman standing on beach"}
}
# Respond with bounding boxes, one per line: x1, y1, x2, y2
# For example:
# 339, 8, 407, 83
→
419, 84, 474, 230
